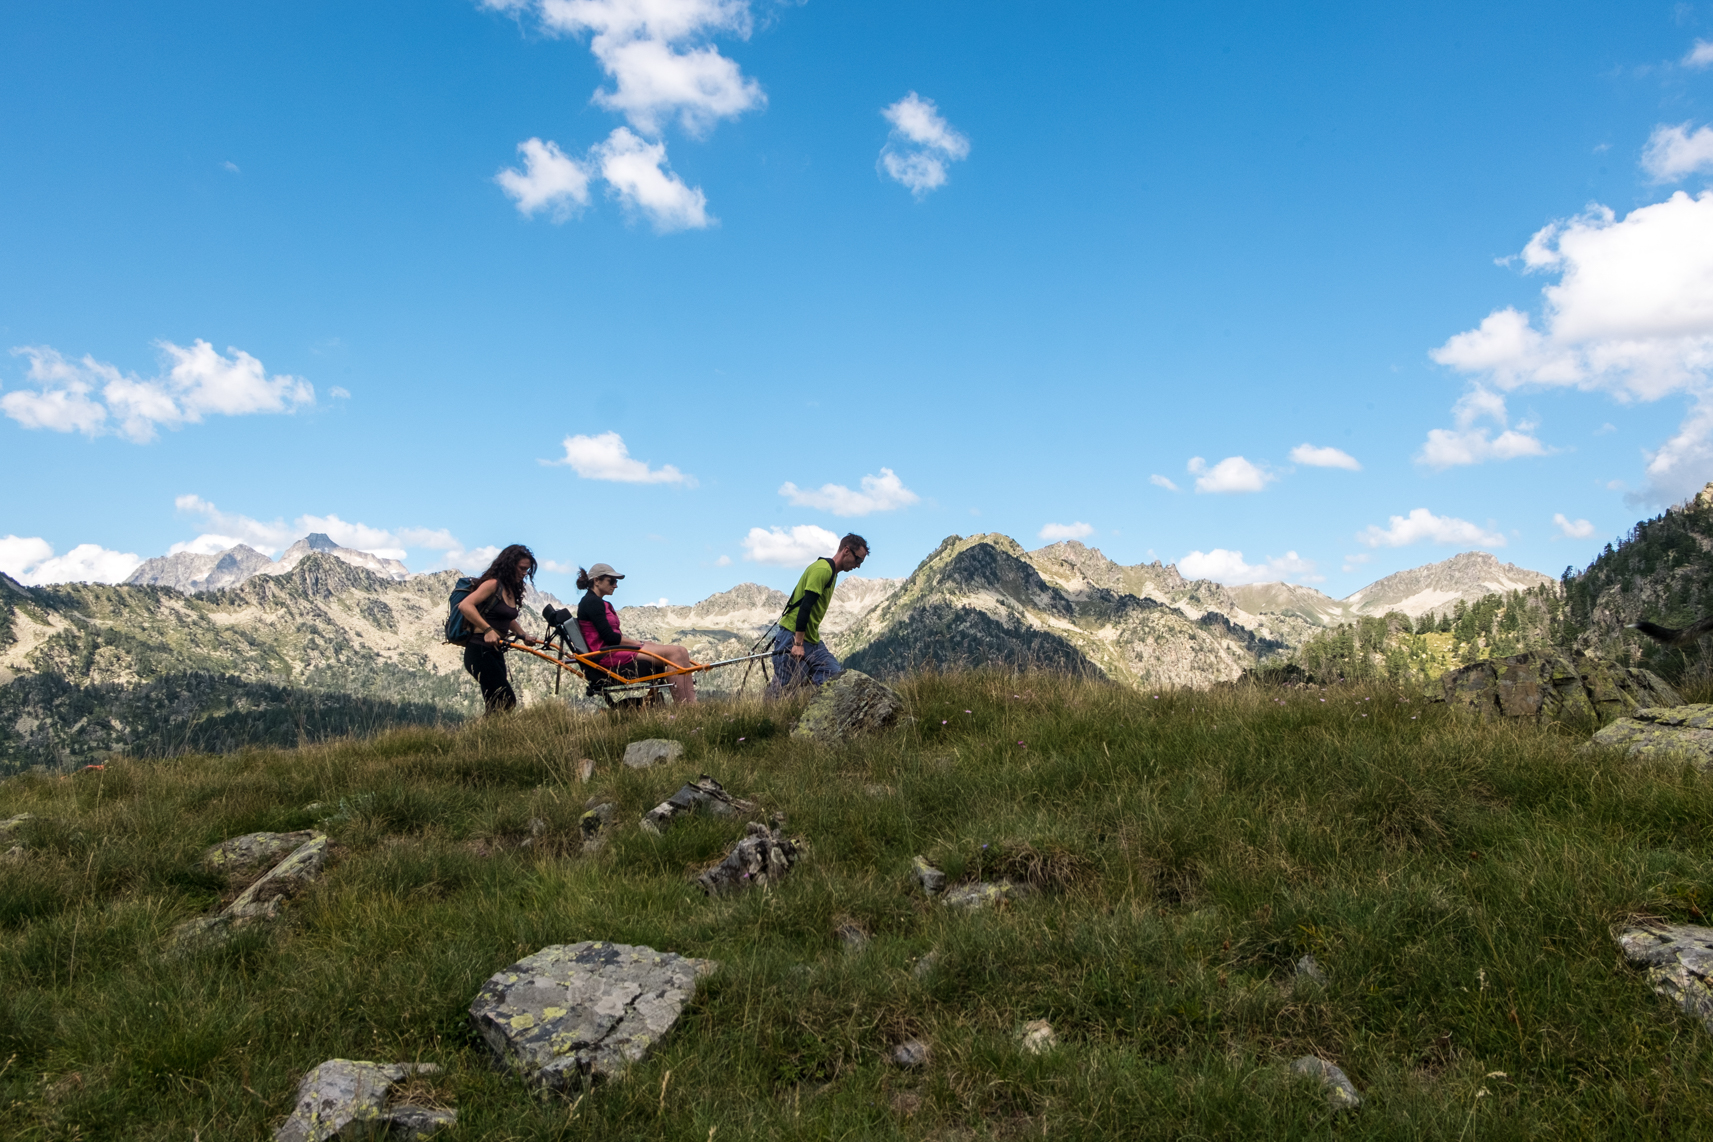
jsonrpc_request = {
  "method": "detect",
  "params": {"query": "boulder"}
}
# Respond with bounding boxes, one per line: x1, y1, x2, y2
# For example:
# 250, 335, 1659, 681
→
640, 776, 754, 835
891, 1039, 932, 1068
1019, 1019, 1057, 1054
1617, 923, 1713, 1031
623, 739, 683, 769
911, 856, 946, 896
941, 881, 1020, 910
791, 670, 904, 743
468, 941, 717, 1088
173, 834, 330, 950
1591, 705, 1713, 768
1290, 1056, 1361, 1110
1433, 650, 1680, 725
202, 831, 320, 882
273, 1059, 452, 1142
580, 803, 615, 854
698, 817, 800, 894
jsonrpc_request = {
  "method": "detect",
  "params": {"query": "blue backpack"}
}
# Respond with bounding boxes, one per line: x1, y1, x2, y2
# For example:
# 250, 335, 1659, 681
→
445, 576, 480, 644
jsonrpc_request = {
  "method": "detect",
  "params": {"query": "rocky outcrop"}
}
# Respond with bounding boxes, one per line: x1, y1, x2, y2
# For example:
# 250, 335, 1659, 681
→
640, 775, 752, 834
941, 881, 1022, 909
1432, 650, 1680, 725
1341, 551, 1553, 621
699, 818, 799, 893
274, 1060, 452, 1142
469, 942, 717, 1088
791, 670, 904, 743
202, 830, 320, 882
174, 834, 329, 949
1617, 924, 1713, 1032
1591, 705, 1713, 766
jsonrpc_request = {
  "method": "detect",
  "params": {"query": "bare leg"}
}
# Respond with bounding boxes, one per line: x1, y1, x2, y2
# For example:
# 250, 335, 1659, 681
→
641, 642, 697, 704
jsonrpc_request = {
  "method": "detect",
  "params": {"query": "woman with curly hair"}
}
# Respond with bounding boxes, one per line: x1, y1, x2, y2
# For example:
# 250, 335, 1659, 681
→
456, 544, 539, 712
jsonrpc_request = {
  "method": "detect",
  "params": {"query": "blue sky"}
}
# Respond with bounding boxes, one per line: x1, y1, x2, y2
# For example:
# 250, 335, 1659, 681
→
6, 0, 1713, 605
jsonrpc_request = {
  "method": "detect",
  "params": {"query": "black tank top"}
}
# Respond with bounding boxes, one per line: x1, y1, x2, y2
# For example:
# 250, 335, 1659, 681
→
480, 585, 520, 629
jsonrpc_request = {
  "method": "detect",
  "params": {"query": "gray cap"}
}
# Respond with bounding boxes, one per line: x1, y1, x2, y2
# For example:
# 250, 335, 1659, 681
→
587, 563, 625, 580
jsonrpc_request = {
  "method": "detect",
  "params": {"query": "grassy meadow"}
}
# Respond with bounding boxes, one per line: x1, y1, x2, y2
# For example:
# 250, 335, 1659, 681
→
4, 670, 1713, 1139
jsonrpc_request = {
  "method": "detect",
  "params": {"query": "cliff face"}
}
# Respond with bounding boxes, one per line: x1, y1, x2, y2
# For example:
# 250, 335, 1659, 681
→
838, 535, 1286, 688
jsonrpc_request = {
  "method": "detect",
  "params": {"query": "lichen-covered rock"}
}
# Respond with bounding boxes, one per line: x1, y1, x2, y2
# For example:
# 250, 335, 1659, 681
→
0, 813, 33, 842
639, 775, 753, 835
202, 830, 320, 882
941, 881, 1020, 909
468, 941, 717, 1088
580, 802, 614, 853
173, 834, 330, 950
698, 817, 800, 893
1618, 923, 1713, 1030
1433, 651, 1680, 725
623, 739, 684, 769
790, 670, 903, 743
911, 855, 946, 895
1290, 1056, 1360, 1110
273, 1059, 448, 1142
1592, 705, 1713, 768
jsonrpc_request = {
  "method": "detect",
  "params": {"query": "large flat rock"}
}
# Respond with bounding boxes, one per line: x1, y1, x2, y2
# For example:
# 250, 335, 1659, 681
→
469, 941, 718, 1088
274, 1059, 451, 1142
1592, 705, 1713, 767
1434, 650, 1680, 725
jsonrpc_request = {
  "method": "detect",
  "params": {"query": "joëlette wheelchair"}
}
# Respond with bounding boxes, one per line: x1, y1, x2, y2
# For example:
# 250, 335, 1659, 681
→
499, 604, 773, 709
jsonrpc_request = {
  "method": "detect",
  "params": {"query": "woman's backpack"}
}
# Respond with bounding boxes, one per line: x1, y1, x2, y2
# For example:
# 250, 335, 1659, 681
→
445, 577, 479, 644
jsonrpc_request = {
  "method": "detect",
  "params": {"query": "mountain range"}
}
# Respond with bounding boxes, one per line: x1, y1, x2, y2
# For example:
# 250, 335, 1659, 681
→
0, 527, 1566, 773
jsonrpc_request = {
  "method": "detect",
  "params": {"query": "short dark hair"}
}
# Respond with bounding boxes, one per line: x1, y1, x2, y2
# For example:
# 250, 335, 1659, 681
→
838, 533, 868, 555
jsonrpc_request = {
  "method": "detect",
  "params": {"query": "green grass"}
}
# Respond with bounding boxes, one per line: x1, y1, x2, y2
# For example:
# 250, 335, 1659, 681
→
3, 670, 1713, 1140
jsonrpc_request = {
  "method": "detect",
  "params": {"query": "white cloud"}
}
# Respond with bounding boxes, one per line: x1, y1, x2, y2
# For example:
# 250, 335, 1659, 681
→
1288, 443, 1361, 470
2, 341, 313, 443
879, 92, 970, 197
1038, 522, 1094, 541
778, 468, 918, 516
1689, 41, 1713, 68
497, 137, 593, 221
1187, 455, 1274, 493
1356, 508, 1506, 548
507, 0, 765, 136
714, 554, 732, 566
741, 524, 839, 565
0, 535, 141, 586
594, 128, 711, 231
545, 430, 694, 484
1341, 552, 1372, 573
1178, 548, 1321, 586
1430, 191, 1713, 501
1553, 513, 1596, 538
1416, 387, 1550, 468
171, 495, 491, 570
1149, 474, 1180, 491
1644, 123, 1713, 182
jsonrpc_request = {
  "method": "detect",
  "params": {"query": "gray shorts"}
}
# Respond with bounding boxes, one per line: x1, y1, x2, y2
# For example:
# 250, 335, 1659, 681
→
767, 625, 842, 696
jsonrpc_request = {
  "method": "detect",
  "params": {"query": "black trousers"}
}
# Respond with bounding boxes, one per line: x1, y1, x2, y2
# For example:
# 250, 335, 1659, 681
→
463, 645, 518, 712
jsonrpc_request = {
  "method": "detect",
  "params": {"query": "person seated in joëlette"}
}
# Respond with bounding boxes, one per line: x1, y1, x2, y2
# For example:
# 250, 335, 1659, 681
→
456, 544, 541, 713
576, 563, 698, 705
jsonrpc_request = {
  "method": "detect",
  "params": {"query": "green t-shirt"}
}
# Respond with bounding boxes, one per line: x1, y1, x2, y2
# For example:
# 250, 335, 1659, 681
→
780, 558, 838, 643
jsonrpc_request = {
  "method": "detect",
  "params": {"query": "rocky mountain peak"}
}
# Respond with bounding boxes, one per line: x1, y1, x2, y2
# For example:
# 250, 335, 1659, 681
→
1340, 550, 1553, 619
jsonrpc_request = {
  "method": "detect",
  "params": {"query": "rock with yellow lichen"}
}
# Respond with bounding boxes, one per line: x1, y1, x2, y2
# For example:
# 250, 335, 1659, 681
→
468, 941, 717, 1089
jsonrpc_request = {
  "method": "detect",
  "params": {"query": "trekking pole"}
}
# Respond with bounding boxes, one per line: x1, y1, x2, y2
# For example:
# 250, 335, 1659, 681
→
737, 618, 783, 699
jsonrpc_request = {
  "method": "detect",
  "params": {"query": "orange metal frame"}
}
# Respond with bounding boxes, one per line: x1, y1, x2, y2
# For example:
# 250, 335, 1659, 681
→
498, 637, 769, 687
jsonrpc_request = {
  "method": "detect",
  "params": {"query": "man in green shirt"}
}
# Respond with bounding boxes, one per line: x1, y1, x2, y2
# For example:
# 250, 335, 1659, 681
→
769, 532, 868, 694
